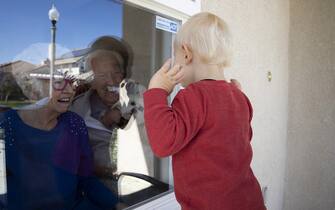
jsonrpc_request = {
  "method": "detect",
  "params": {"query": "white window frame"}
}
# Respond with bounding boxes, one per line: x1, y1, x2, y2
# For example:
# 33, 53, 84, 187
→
125, 0, 196, 23
123, 0, 200, 209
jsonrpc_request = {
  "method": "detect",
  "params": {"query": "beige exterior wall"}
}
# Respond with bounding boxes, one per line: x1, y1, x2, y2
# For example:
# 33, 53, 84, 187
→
201, 1, 290, 210
284, 0, 335, 209
201, 0, 335, 209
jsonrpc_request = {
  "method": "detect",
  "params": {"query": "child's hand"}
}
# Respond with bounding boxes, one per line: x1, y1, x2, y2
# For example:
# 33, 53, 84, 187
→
230, 79, 242, 90
148, 59, 184, 94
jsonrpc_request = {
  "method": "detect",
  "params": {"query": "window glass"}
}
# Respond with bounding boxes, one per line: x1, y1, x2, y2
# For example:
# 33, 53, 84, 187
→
0, 1, 181, 209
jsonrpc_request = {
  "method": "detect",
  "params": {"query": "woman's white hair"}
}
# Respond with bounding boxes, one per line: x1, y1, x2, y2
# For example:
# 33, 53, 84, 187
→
84, 49, 124, 73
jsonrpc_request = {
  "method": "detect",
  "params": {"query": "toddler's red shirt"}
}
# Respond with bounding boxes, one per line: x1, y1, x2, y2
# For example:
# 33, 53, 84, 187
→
144, 80, 265, 210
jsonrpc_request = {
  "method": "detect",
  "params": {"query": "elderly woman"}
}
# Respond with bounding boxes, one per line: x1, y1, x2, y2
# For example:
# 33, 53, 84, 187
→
0, 75, 117, 210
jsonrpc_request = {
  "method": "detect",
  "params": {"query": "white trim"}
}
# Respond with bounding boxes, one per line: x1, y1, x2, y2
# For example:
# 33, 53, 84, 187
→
29, 73, 64, 79
125, 0, 191, 23
153, 0, 201, 16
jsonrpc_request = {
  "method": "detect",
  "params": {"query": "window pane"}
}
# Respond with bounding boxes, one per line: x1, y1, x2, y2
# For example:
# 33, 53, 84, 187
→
0, 1, 181, 209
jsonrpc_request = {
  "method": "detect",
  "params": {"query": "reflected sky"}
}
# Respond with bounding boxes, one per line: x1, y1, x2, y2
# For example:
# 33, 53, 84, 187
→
0, 0, 123, 64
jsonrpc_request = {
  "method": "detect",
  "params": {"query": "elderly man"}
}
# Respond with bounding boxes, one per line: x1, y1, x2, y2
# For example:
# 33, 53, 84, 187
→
70, 36, 137, 193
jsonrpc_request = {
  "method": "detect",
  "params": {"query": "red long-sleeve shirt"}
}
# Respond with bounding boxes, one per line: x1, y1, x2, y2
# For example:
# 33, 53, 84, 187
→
143, 80, 265, 210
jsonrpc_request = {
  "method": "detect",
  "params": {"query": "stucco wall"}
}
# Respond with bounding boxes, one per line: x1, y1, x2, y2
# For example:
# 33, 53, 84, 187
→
284, 0, 335, 209
201, 1, 290, 210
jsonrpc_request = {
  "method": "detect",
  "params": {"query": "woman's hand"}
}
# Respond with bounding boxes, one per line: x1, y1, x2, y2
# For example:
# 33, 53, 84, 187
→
148, 59, 184, 94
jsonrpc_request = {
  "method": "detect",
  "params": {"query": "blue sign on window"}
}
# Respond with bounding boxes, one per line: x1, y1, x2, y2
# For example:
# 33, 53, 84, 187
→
155, 16, 180, 34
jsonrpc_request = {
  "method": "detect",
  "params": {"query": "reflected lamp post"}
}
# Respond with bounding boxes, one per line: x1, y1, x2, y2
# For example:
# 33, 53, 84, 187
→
48, 4, 59, 97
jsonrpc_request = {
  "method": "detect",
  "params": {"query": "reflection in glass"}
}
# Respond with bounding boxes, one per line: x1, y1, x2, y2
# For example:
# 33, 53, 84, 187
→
0, 0, 180, 208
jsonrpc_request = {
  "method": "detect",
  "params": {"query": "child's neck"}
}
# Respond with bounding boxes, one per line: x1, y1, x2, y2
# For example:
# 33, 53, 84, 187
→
193, 61, 226, 82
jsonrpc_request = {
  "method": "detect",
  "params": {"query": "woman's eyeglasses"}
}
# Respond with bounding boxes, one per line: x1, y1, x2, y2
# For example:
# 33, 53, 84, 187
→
52, 77, 78, 91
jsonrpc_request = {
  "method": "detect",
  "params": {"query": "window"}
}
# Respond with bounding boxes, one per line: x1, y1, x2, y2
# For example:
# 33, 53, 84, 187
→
0, 1, 182, 209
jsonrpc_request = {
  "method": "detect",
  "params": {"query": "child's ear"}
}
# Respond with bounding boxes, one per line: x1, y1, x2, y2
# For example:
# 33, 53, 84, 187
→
182, 44, 193, 65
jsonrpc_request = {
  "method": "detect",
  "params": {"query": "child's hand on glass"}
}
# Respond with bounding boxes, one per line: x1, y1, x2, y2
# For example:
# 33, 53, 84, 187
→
230, 79, 242, 90
148, 59, 184, 94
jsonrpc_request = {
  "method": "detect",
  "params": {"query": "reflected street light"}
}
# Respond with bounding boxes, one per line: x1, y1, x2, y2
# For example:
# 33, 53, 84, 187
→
48, 4, 59, 97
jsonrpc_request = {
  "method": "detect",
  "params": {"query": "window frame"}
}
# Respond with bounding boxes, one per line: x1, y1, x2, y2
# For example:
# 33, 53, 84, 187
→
122, 0, 200, 209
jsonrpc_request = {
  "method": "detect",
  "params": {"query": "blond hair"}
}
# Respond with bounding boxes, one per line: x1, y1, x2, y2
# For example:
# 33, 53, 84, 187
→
174, 12, 232, 68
